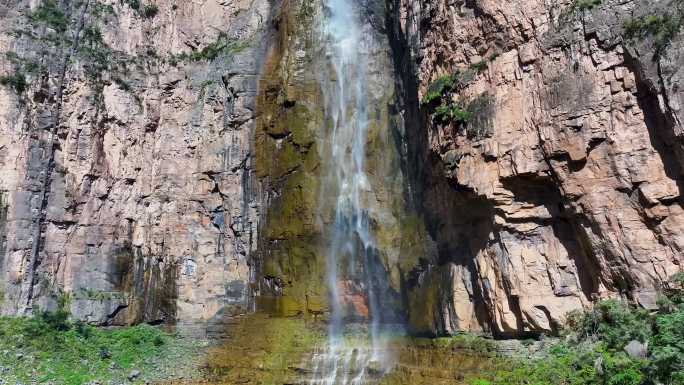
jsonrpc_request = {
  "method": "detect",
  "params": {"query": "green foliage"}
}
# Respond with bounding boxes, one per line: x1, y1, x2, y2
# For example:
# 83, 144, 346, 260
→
575, 0, 601, 11
649, 304, 684, 382
143, 4, 159, 18
661, 272, 684, 309
170, 34, 250, 64
470, 380, 492, 385
77, 25, 114, 80
434, 104, 471, 124
0, 310, 177, 384
623, 9, 683, 58
474, 273, 684, 385
470, 60, 489, 74
81, 25, 104, 46
29, 0, 68, 32
90, 2, 116, 19
421, 74, 457, 105
112, 76, 133, 92
121, 0, 141, 11
567, 299, 652, 348
421, 70, 477, 106
0, 72, 27, 93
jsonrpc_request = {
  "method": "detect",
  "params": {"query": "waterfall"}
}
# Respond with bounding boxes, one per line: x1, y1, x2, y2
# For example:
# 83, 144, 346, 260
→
306, 0, 396, 383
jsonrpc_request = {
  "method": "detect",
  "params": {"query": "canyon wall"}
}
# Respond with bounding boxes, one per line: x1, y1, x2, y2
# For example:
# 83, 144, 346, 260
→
393, 0, 684, 336
0, 0, 269, 335
1, 0, 683, 340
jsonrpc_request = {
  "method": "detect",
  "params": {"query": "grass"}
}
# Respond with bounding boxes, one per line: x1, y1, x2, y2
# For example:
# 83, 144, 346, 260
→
0, 302, 202, 385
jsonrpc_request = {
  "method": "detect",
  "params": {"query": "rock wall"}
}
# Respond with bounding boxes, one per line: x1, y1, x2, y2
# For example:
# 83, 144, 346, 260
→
392, 0, 684, 336
2, 0, 683, 340
0, 0, 270, 335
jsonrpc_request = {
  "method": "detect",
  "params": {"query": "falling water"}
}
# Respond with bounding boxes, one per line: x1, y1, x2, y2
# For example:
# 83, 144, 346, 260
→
307, 0, 395, 383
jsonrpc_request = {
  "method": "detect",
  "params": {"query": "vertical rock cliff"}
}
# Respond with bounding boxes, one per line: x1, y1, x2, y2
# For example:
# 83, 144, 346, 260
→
1, 0, 682, 341
392, 0, 684, 336
0, 0, 269, 335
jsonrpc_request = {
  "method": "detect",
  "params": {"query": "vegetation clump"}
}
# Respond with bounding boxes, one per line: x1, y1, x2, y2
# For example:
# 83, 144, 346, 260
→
421, 74, 458, 105
143, 4, 159, 18
434, 104, 471, 124
421, 62, 495, 130
624, 10, 683, 58
0, 71, 28, 93
170, 33, 250, 64
575, 0, 602, 11
121, 0, 142, 12
29, 0, 68, 32
0, 295, 201, 384
469, 272, 684, 385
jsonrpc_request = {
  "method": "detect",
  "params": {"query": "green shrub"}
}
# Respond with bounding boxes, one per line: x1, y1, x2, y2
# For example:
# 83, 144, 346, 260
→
421, 74, 456, 105
143, 4, 159, 18
575, 0, 601, 11
475, 275, 684, 385
567, 299, 651, 349
623, 12, 682, 57
82, 25, 104, 45
170, 34, 249, 63
29, 0, 68, 32
434, 104, 471, 124
121, 0, 141, 11
0, 72, 27, 93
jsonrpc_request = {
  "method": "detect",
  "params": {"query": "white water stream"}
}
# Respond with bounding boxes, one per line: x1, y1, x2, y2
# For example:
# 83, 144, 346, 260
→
307, 0, 394, 383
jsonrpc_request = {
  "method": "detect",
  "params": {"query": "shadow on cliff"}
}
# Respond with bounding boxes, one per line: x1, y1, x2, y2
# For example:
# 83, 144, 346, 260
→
625, 50, 684, 200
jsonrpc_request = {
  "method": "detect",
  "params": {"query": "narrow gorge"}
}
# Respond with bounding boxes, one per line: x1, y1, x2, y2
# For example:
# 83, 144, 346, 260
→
0, 0, 683, 384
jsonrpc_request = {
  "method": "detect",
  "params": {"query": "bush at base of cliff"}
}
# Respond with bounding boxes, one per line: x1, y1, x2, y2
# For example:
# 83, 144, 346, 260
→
0, 311, 205, 384
470, 273, 684, 385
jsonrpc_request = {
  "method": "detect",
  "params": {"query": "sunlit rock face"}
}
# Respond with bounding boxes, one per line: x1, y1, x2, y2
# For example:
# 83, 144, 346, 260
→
1, 0, 682, 343
392, 0, 684, 337
0, 0, 269, 335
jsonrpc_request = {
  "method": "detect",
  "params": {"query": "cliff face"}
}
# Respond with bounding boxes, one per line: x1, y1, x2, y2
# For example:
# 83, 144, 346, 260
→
0, 0, 268, 335
1, 0, 682, 340
393, 0, 684, 336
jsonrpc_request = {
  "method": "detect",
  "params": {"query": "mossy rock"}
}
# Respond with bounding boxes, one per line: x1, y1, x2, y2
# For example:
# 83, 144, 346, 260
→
201, 313, 324, 384
264, 170, 319, 240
